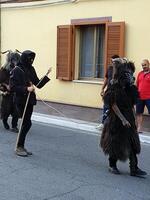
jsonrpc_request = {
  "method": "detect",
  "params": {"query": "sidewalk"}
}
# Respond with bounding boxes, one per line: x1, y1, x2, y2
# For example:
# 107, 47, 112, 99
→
32, 100, 150, 144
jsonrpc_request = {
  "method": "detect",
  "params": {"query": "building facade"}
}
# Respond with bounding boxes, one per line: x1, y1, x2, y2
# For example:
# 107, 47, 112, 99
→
1, 0, 150, 108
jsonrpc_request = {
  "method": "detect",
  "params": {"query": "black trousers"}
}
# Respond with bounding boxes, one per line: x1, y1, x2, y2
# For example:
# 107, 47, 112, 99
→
109, 148, 138, 171
17, 104, 33, 148
1, 95, 18, 128
3, 116, 18, 128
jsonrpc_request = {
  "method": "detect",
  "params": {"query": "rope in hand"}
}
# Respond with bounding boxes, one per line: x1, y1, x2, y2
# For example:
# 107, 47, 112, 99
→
15, 66, 99, 150
36, 93, 99, 127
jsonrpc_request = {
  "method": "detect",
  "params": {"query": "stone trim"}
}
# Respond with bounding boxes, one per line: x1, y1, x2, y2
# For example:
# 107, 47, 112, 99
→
1, 0, 78, 9
1, 0, 45, 3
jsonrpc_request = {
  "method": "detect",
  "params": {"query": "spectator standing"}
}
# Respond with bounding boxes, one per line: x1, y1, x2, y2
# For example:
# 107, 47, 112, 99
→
97, 55, 120, 130
136, 59, 150, 133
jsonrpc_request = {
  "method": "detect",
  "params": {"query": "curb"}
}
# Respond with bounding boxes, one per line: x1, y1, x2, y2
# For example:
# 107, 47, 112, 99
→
32, 112, 150, 145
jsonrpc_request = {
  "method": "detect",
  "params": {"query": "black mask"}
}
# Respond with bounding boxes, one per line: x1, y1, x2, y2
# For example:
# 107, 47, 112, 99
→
119, 70, 135, 88
20, 50, 35, 68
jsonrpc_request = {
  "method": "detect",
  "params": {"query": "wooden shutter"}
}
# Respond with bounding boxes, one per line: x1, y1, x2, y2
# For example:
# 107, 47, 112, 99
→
104, 22, 125, 71
56, 25, 73, 80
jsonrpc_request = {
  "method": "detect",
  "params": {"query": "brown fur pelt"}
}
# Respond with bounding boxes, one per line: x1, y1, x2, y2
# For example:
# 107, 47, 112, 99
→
100, 62, 141, 161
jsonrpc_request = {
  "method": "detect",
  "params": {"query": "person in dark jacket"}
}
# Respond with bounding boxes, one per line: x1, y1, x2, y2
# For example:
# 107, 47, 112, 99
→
0, 51, 20, 132
10, 50, 51, 157
97, 55, 120, 130
100, 60, 147, 177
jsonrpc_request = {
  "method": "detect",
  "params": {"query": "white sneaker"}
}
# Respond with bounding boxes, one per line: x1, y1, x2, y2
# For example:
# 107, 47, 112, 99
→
96, 123, 104, 130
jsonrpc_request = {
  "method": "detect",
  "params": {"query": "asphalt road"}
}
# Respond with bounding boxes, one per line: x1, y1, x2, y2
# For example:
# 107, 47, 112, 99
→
0, 121, 150, 200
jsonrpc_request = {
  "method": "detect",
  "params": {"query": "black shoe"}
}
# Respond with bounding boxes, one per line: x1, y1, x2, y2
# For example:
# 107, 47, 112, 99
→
15, 147, 28, 157
130, 168, 147, 177
11, 127, 19, 133
3, 121, 10, 130
109, 166, 120, 175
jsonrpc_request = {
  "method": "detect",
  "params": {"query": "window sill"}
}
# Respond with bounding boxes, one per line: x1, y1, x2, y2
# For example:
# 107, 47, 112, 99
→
73, 79, 104, 85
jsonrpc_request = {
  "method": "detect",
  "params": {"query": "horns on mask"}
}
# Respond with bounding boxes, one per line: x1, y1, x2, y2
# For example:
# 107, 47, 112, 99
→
15, 49, 22, 54
111, 57, 128, 64
1, 49, 22, 55
1, 49, 22, 69
1, 50, 13, 55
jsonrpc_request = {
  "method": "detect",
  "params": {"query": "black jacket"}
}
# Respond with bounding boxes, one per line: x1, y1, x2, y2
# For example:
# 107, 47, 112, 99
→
10, 50, 50, 105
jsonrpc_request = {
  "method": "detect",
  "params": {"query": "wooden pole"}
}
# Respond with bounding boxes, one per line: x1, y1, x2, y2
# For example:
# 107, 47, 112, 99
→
15, 92, 31, 150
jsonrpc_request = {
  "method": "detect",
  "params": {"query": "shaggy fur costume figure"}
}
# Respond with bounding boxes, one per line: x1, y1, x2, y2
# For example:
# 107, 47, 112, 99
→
0, 51, 20, 130
100, 61, 141, 161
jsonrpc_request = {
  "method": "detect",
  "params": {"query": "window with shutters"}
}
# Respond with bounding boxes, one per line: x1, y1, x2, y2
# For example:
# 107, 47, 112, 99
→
56, 19, 125, 81
56, 25, 73, 81
77, 24, 105, 80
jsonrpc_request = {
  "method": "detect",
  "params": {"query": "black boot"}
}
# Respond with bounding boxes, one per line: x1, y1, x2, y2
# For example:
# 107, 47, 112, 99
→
3, 119, 10, 130
109, 157, 120, 175
130, 168, 147, 177
109, 166, 120, 174
129, 149, 147, 177
11, 115, 18, 133
11, 127, 19, 133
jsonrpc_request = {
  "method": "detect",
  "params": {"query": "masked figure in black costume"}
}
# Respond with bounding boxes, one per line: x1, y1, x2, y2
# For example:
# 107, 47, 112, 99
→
10, 50, 51, 156
0, 51, 20, 132
100, 59, 147, 177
